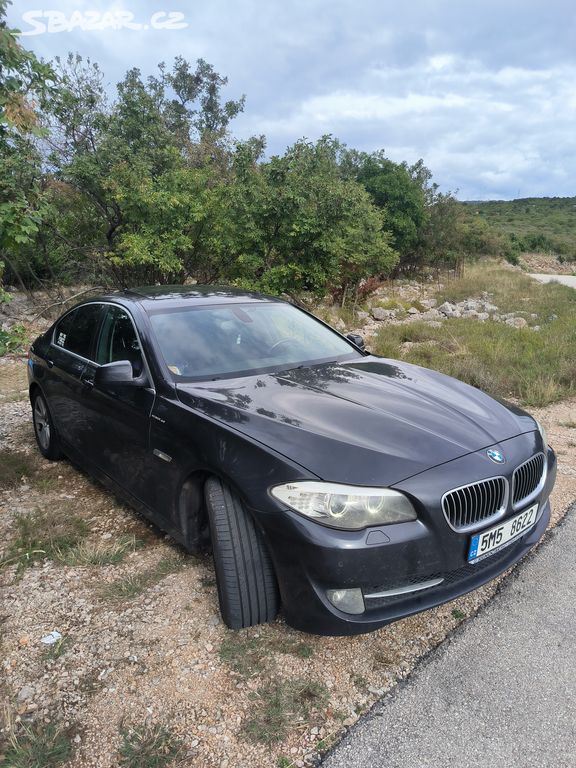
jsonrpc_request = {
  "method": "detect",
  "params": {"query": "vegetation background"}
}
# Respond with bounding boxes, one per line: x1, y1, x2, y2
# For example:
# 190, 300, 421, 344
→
5, 0, 574, 314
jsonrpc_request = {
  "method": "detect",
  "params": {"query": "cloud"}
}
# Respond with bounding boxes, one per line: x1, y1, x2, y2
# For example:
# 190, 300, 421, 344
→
8, 0, 576, 199
238, 55, 576, 199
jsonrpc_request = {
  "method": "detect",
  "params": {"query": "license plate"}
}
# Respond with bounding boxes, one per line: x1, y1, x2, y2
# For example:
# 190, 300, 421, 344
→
468, 503, 538, 563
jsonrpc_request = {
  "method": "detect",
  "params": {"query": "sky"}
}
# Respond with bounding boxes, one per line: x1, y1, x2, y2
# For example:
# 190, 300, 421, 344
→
8, 0, 576, 200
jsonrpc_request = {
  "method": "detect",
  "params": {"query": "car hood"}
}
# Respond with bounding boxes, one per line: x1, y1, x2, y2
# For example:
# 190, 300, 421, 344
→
176, 357, 536, 485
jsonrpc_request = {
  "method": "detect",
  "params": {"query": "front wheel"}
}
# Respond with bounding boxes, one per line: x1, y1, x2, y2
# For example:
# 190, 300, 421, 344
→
204, 477, 279, 629
32, 391, 62, 460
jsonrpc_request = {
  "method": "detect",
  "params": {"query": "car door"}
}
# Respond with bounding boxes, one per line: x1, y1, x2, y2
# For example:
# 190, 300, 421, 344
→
84, 303, 158, 508
42, 303, 105, 456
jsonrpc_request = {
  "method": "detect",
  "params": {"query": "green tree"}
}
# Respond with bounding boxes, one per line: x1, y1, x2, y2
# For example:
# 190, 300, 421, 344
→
227, 137, 397, 301
0, 0, 56, 290
41, 55, 245, 283
343, 149, 427, 260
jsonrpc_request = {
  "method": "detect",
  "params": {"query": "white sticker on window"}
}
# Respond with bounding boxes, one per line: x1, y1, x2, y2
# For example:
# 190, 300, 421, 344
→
57, 332, 66, 346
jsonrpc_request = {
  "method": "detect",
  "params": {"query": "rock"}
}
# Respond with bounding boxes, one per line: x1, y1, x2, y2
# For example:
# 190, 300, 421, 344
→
505, 317, 528, 329
476, 312, 489, 321
420, 309, 440, 320
463, 300, 480, 311
17, 685, 34, 703
356, 311, 370, 321
335, 319, 346, 331
461, 309, 479, 318
371, 307, 394, 321
343, 716, 356, 727
421, 298, 437, 308
438, 302, 455, 316
407, 307, 419, 315
483, 302, 499, 313
532, 325, 541, 331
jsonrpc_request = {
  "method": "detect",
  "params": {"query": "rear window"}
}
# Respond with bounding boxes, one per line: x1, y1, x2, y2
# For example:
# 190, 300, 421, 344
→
53, 304, 103, 360
148, 302, 357, 380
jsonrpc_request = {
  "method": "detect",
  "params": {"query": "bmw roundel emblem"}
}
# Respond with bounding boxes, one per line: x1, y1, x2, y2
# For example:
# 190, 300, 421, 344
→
487, 449, 505, 464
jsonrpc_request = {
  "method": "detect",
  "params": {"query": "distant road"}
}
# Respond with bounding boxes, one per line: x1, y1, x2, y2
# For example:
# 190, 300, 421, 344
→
530, 273, 576, 288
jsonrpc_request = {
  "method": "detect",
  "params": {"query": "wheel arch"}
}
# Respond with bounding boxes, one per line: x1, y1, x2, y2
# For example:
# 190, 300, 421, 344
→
176, 467, 267, 553
29, 380, 42, 402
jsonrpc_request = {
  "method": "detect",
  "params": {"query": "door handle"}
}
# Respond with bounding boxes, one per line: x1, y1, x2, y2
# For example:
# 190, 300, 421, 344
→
82, 377, 94, 388
46, 359, 54, 369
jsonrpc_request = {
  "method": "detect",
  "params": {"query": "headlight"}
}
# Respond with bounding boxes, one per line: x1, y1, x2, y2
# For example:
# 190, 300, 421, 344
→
270, 481, 417, 530
536, 420, 548, 449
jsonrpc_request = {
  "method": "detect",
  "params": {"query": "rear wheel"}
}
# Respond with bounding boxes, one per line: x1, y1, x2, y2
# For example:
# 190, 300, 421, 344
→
32, 391, 62, 460
204, 477, 279, 629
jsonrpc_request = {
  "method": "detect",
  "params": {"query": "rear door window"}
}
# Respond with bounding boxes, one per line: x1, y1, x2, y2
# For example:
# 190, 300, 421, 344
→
53, 304, 103, 360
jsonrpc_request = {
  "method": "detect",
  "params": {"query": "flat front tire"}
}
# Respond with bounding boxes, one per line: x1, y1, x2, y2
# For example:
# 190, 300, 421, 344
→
32, 391, 61, 460
205, 477, 279, 629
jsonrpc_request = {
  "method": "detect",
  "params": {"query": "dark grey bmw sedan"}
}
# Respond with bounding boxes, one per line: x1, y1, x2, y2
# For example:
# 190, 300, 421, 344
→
27, 286, 556, 635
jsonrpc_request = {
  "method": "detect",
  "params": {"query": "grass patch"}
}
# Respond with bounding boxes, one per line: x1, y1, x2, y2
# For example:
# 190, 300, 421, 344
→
373, 262, 576, 407
560, 420, 576, 429
375, 297, 426, 314
244, 679, 329, 745
220, 633, 314, 678
267, 636, 314, 660
57, 535, 140, 566
451, 608, 466, 620
219, 633, 268, 677
1, 720, 72, 768
351, 674, 368, 691
0, 451, 39, 490
118, 722, 183, 768
101, 556, 187, 601
313, 304, 367, 329
1, 507, 89, 572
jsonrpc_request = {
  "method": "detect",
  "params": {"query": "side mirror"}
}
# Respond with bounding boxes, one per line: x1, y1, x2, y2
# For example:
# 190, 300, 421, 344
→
346, 333, 365, 351
94, 360, 147, 389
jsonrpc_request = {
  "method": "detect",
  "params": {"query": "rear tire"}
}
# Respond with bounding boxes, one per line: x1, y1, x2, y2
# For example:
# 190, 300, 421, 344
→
204, 477, 279, 629
32, 391, 62, 461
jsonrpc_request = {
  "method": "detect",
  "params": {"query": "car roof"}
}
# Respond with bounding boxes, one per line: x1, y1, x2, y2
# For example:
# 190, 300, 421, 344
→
89, 285, 284, 311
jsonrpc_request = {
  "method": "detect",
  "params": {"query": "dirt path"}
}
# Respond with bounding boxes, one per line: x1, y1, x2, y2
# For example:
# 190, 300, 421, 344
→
1, 356, 575, 768
529, 274, 576, 289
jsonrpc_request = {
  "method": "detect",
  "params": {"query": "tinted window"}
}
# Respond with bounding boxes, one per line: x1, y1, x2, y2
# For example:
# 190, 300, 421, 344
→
96, 306, 144, 376
148, 302, 358, 380
53, 304, 103, 360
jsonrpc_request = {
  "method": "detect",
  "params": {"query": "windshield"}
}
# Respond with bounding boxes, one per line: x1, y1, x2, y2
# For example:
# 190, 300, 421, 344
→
148, 302, 359, 380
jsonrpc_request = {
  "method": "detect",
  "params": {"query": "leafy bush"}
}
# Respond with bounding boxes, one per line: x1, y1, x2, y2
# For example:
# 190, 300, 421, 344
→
0, 324, 27, 356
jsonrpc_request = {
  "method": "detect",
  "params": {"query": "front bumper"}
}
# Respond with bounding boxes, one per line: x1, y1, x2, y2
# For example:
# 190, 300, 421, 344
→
258, 439, 556, 636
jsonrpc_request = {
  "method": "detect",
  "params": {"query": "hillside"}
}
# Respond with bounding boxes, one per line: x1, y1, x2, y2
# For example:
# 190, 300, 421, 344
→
463, 197, 576, 257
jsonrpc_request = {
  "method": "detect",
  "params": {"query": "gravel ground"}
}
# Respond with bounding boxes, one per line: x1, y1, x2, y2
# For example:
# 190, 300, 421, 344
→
1, 355, 575, 768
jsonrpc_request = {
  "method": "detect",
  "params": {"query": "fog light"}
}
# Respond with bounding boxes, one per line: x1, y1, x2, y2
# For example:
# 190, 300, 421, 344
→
326, 588, 365, 615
